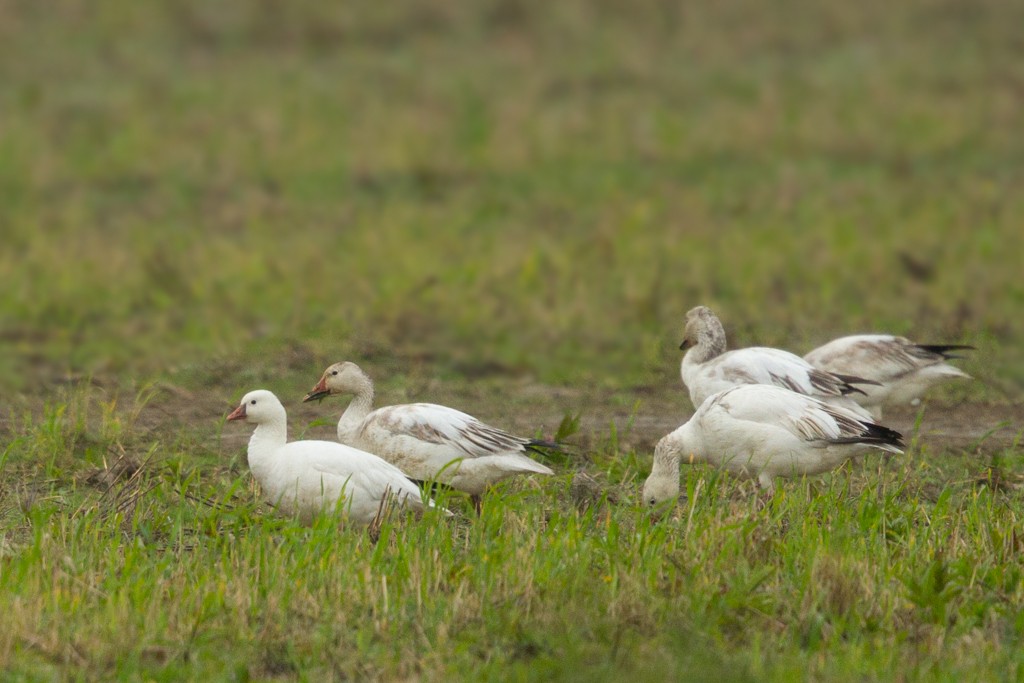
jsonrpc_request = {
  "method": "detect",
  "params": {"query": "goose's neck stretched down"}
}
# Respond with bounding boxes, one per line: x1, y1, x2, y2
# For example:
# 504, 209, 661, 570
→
662, 420, 705, 469
650, 442, 681, 482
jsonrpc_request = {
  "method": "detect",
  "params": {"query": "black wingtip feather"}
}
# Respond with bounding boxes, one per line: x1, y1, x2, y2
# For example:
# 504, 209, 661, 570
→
827, 372, 879, 397
828, 419, 905, 450
832, 421, 905, 450
408, 479, 457, 495
865, 422, 906, 449
526, 439, 564, 453
832, 372, 883, 388
915, 344, 975, 360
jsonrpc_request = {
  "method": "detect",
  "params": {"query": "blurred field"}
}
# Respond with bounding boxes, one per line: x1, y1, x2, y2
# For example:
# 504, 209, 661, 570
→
2, 0, 1023, 680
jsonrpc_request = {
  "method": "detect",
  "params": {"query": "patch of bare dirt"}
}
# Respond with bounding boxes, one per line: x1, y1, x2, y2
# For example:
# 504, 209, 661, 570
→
12, 376, 1021, 460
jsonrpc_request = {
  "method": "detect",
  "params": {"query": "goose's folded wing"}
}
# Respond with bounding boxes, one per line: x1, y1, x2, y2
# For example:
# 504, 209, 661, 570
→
369, 403, 532, 458
719, 348, 849, 396
348, 464, 424, 503
709, 385, 892, 445
300, 443, 414, 494
805, 335, 928, 379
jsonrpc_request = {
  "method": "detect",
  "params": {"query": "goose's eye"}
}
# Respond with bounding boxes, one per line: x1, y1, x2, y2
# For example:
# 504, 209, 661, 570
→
250, 399, 257, 405
331, 370, 338, 376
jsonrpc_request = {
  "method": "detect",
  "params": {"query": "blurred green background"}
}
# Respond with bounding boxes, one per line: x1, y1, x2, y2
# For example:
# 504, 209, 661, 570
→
1, 0, 1021, 399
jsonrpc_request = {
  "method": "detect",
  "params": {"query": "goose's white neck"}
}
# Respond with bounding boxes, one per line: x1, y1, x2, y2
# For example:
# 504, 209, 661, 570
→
337, 374, 375, 443
246, 419, 287, 484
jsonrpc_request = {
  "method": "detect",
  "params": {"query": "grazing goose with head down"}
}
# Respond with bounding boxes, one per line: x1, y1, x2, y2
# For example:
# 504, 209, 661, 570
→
642, 383, 905, 505
227, 389, 437, 524
804, 334, 973, 420
304, 362, 556, 514
679, 306, 876, 416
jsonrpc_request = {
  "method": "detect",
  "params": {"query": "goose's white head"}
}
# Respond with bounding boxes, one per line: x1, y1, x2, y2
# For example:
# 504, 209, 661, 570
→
227, 389, 285, 424
642, 435, 683, 509
303, 361, 372, 403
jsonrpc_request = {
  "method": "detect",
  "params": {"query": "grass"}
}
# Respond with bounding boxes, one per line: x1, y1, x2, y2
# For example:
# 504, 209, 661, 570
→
2, 0, 1024, 679
1, 388, 1022, 680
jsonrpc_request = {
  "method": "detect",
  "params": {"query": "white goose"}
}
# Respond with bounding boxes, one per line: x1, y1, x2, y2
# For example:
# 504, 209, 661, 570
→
642, 384, 905, 504
227, 389, 435, 524
303, 362, 556, 514
679, 306, 876, 415
804, 334, 973, 420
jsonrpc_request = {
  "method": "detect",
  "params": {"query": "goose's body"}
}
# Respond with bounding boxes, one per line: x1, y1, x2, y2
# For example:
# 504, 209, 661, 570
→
642, 384, 905, 503
227, 390, 432, 524
804, 334, 973, 419
305, 362, 555, 511
679, 306, 876, 415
